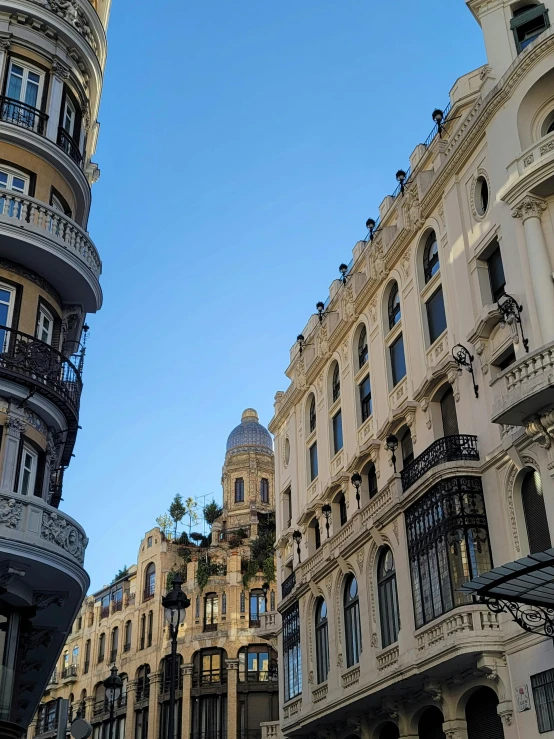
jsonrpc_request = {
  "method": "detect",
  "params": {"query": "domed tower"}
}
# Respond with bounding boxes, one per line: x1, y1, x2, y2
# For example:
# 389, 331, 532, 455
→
221, 409, 274, 537
0, 0, 110, 735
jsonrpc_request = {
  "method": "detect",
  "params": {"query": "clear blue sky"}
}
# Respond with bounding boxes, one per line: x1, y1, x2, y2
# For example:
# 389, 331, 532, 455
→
65, 0, 486, 592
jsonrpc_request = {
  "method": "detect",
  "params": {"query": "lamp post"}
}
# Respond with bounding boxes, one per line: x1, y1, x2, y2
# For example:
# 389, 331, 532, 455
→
451, 343, 479, 398
162, 575, 190, 739
293, 530, 302, 563
321, 504, 332, 536
103, 665, 122, 739
386, 434, 399, 474
396, 170, 407, 196
351, 473, 362, 509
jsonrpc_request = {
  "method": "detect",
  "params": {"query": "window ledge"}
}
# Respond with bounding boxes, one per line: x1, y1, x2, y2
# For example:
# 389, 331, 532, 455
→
420, 269, 442, 302
330, 448, 344, 476
426, 329, 449, 367
385, 318, 403, 345
328, 397, 341, 416
357, 414, 374, 446
388, 376, 408, 410
354, 361, 370, 384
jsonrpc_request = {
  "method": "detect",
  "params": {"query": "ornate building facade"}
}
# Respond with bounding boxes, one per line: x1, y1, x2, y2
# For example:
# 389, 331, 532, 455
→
30, 410, 279, 739
269, 2, 554, 739
0, 0, 109, 735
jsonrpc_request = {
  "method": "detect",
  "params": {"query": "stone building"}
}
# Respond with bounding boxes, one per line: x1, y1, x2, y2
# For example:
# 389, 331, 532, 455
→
269, 2, 554, 739
30, 409, 279, 739
0, 0, 109, 735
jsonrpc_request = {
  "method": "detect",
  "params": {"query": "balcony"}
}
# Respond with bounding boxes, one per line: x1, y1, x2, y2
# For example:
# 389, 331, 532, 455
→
401, 435, 479, 492
203, 621, 218, 632
61, 665, 78, 681
135, 683, 150, 702
57, 127, 83, 166
192, 670, 228, 688
249, 617, 261, 629
258, 611, 281, 639
100, 605, 110, 620
281, 572, 296, 599
491, 342, 554, 426
0, 191, 101, 311
0, 97, 48, 136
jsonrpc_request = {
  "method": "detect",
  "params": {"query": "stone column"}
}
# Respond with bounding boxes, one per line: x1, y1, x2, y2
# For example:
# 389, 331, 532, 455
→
46, 59, 69, 143
0, 414, 25, 492
146, 672, 162, 739
512, 196, 554, 343
0, 37, 11, 83
226, 659, 239, 739
181, 664, 193, 739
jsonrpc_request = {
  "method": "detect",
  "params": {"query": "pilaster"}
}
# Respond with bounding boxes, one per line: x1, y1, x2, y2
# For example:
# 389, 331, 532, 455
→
0, 36, 11, 83
181, 664, 193, 739
226, 658, 239, 739
146, 672, 162, 739
46, 59, 70, 143
0, 413, 25, 492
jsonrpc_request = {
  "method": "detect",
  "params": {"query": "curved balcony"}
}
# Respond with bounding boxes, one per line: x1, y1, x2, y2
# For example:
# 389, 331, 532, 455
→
57, 127, 83, 166
0, 97, 48, 136
0, 191, 102, 311
401, 435, 479, 492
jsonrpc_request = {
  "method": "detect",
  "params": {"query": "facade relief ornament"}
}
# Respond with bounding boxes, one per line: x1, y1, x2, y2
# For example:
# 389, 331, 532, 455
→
511, 195, 547, 222
392, 519, 399, 544
28, 0, 97, 51
5, 415, 26, 437
0, 497, 22, 529
325, 574, 333, 594
372, 241, 388, 281
52, 58, 70, 80
0, 36, 11, 51
41, 511, 88, 564
437, 201, 446, 229
356, 548, 364, 574
506, 464, 521, 553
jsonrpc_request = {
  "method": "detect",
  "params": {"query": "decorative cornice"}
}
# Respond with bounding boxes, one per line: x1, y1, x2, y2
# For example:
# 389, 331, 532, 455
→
511, 194, 547, 221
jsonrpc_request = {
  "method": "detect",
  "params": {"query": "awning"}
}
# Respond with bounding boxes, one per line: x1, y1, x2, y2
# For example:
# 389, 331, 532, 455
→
463, 550, 554, 638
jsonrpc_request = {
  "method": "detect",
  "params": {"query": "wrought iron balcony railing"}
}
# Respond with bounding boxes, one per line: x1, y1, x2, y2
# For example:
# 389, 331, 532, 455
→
0, 325, 82, 415
135, 683, 150, 702
0, 96, 48, 135
100, 605, 110, 619
192, 671, 228, 688
281, 572, 296, 599
249, 617, 261, 629
61, 665, 78, 680
203, 621, 218, 632
57, 126, 83, 166
400, 435, 479, 492
160, 673, 184, 695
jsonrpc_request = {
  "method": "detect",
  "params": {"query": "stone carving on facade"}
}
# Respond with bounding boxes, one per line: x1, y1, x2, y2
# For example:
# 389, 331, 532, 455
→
368, 297, 378, 326
319, 323, 330, 359
0, 35, 11, 51
540, 140, 554, 156
337, 652, 343, 667
403, 184, 423, 232
23, 408, 48, 436
41, 511, 88, 564
511, 195, 547, 221
5, 415, 26, 437
437, 201, 446, 229
371, 632, 378, 647
523, 153, 535, 168
52, 57, 70, 80
356, 548, 364, 574
28, 0, 97, 51
381, 699, 399, 719
469, 169, 491, 220
325, 574, 333, 594
423, 679, 443, 702
34, 591, 66, 609
506, 464, 521, 553
371, 240, 388, 281
400, 248, 412, 279
447, 366, 460, 402
346, 716, 361, 734
392, 519, 399, 544
0, 497, 22, 529
526, 411, 554, 449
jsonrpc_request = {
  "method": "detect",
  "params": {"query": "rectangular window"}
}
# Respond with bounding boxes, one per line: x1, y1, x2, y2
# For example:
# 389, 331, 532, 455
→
18, 444, 37, 496
283, 602, 302, 702
0, 284, 15, 352
234, 478, 244, 503
332, 411, 343, 455
309, 442, 318, 481
260, 477, 269, 504
359, 375, 372, 422
406, 476, 492, 628
37, 305, 54, 345
511, 3, 550, 53
390, 334, 407, 387
487, 246, 506, 302
62, 97, 76, 136
531, 668, 554, 733
0, 167, 29, 221
426, 286, 447, 344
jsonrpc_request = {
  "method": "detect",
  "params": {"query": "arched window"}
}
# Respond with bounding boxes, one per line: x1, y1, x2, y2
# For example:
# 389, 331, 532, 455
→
388, 282, 401, 330
235, 477, 244, 503
315, 598, 329, 684
238, 645, 277, 682
309, 396, 316, 433
368, 465, 378, 499
440, 386, 459, 436
144, 563, 155, 601
124, 621, 132, 652
380, 724, 400, 739
418, 706, 445, 739
204, 593, 218, 631
401, 429, 414, 468
249, 590, 265, 627
260, 477, 269, 504
522, 469, 552, 553
97, 633, 105, 663
339, 493, 347, 526
358, 325, 368, 369
378, 549, 400, 648
548, 119, 554, 134
423, 231, 439, 283
332, 363, 340, 402
136, 664, 151, 701
344, 575, 361, 667
110, 626, 119, 662
465, 686, 504, 739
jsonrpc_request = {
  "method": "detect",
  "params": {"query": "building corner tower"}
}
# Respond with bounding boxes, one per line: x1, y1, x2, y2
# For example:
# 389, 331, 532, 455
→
0, 0, 109, 735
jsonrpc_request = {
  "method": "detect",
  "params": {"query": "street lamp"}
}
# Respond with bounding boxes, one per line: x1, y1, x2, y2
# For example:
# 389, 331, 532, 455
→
451, 343, 479, 398
351, 473, 362, 509
103, 665, 122, 739
293, 530, 303, 563
262, 581, 270, 611
321, 504, 332, 536
162, 575, 190, 739
396, 169, 407, 196
385, 434, 399, 473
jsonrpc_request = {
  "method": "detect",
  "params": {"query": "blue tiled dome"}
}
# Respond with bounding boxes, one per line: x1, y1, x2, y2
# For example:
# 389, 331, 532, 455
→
226, 409, 273, 455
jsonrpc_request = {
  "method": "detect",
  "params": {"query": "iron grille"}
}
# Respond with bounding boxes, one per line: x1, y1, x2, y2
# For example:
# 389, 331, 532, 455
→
401, 435, 479, 491
281, 571, 296, 598
0, 96, 48, 134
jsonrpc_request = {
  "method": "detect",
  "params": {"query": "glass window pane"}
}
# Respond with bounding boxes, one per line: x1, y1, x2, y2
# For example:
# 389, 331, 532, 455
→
390, 334, 406, 386
426, 287, 447, 344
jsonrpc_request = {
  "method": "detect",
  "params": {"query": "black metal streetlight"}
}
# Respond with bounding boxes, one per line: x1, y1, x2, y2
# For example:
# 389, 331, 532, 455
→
339, 263, 349, 285
385, 434, 399, 474
366, 217, 381, 242
162, 575, 190, 739
497, 293, 529, 353
432, 108, 444, 136
293, 530, 302, 563
351, 473, 362, 509
321, 504, 332, 536
316, 301, 325, 322
451, 344, 479, 398
103, 665, 122, 739
262, 581, 270, 611
396, 170, 407, 196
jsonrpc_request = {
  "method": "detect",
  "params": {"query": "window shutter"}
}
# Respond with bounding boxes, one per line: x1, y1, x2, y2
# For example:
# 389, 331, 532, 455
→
522, 470, 552, 553
440, 387, 459, 437
465, 688, 504, 739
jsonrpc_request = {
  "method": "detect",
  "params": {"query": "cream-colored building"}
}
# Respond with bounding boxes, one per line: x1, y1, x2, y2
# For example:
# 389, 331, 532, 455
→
31, 410, 279, 739
0, 0, 109, 735
269, 3, 554, 739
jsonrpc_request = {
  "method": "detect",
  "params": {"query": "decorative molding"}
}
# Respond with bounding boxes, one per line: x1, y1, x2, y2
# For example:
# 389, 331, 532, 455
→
0, 496, 23, 529
52, 57, 70, 80
41, 510, 88, 563
511, 195, 547, 221
27, 0, 97, 51
506, 464, 521, 553
0, 258, 61, 305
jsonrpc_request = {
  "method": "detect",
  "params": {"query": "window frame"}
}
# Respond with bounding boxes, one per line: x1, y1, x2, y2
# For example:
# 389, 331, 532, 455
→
426, 285, 447, 345
357, 325, 368, 370
283, 602, 302, 701
377, 548, 400, 648
510, 3, 550, 53
260, 477, 269, 504
17, 442, 38, 496
344, 575, 362, 668
423, 231, 439, 283
309, 441, 318, 482
531, 668, 554, 733
388, 282, 401, 330
359, 374, 372, 423
234, 477, 244, 503
315, 598, 329, 684
309, 396, 316, 433
6, 59, 45, 109
487, 245, 506, 303
390, 333, 407, 388
36, 304, 54, 345
332, 410, 343, 455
